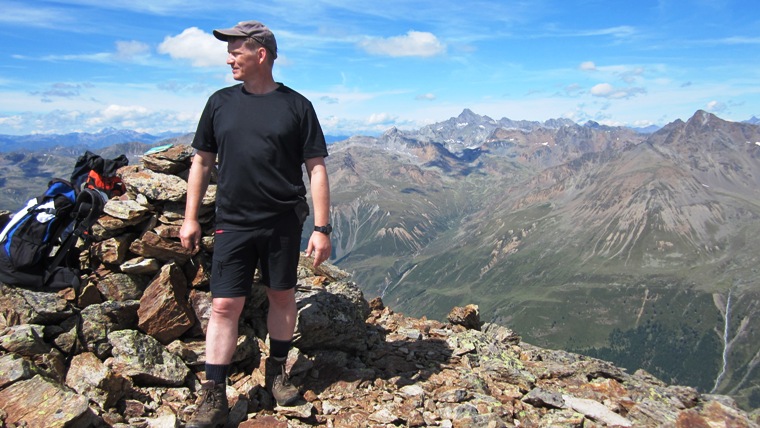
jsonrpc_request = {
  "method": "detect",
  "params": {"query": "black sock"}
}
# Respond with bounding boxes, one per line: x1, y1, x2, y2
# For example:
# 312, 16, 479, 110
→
205, 363, 229, 386
270, 338, 292, 360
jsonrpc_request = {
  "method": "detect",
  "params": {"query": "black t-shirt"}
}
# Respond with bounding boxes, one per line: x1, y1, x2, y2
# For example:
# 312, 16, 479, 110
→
192, 84, 328, 228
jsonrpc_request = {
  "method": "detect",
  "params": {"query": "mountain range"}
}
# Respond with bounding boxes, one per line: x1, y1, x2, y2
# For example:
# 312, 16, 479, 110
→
322, 109, 760, 411
0, 110, 759, 411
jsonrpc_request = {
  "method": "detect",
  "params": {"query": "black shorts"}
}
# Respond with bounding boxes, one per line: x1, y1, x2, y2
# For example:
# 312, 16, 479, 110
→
210, 211, 303, 298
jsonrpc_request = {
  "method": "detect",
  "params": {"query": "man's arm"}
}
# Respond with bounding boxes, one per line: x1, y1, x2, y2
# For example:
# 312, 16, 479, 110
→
180, 150, 215, 251
305, 156, 331, 267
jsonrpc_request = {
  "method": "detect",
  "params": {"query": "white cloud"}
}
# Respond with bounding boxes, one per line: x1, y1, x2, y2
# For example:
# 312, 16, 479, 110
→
23, 39, 153, 65
590, 83, 614, 96
358, 31, 446, 57
416, 93, 436, 101
0, 115, 24, 130
590, 83, 646, 99
0, 2, 78, 28
29, 82, 95, 102
632, 119, 655, 127
114, 40, 151, 60
582, 26, 636, 39
0, 103, 199, 135
319, 114, 414, 135
320, 96, 340, 104
368, 112, 398, 124
706, 100, 727, 113
580, 61, 596, 71
564, 83, 583, 95
157, 27, 226, 67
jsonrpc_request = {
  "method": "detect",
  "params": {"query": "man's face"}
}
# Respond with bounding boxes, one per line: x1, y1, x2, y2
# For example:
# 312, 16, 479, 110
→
226, 38, 262, 81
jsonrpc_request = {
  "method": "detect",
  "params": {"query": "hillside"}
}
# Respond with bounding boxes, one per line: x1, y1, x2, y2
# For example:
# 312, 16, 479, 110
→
323, 110, 760, 410
1, 110, 759, 411
0, 143, 756, 426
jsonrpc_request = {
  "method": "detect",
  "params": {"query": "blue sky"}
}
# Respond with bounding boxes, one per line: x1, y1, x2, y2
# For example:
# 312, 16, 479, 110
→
0, 0, 758, 136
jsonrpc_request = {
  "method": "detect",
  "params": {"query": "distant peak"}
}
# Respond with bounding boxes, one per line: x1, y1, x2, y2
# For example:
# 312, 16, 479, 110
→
683, 110, 730, 131
583, 120, 601, 128
457, 108, 480, 121
689, 109, 718, 124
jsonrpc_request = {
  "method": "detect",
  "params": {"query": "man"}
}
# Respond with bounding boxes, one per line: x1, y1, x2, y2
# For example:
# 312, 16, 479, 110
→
180, 20, 332, 427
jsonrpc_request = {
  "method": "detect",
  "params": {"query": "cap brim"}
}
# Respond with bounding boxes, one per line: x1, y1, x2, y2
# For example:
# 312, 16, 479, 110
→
213, 29, 244, 41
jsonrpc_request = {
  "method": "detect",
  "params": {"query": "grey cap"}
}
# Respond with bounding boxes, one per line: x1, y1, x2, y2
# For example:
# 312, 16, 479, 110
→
213, 20, 278, 59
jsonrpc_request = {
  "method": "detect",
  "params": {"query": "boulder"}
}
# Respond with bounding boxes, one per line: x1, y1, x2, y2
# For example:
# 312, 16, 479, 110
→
107, 329, 190, 386
137, 262, 194, 344
0, 375, 94, 427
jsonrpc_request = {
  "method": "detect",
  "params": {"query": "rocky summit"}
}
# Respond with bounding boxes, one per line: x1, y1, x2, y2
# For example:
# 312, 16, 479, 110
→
0, 145, 757, 427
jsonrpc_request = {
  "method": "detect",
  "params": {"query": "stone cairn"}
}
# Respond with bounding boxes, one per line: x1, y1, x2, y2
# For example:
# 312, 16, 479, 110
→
0, 145, 757, 427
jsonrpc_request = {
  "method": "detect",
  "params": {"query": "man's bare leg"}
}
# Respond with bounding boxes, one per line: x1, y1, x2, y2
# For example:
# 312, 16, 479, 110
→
206, 296, 247, 364
265, 287, 300, 406
266, 288, 297, 341
186, 296, 245, 427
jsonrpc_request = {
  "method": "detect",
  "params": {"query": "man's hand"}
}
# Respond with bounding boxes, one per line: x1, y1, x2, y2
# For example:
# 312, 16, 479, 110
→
306, 231, 332, 267
180, 219, 202, 252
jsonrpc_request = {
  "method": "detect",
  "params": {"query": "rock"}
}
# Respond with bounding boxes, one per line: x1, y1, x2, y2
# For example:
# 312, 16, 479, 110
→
137, 263, 194, 344
0, 353, 41, 388
121, 165, 188, 202
65, 352, 130, 409
369, 408, 400, 424
563, 394, 633, 427
92, 234, 135, 264
0, 284, 72, 327
291, 283, 370, 353
0, 324, 50, 357
447, 304, 482, 330
239, 415, 289, 427
143, 413, 180, 427
120, 256, 161, 275
523, 387, 565, 409
96, 272, 148, 301
0, 374, 94, 427
130, 231, 193, 263
399, 384, 425, 399
107, 329, 190, 386
141, 144, 194, 174
154, 223, 181, 238
158, 202, 191, 226
94, 212, 152, 237
186, 288, 211, 338
79, 299, 140, 357
167, 333, 257, 367
103, 198, 151, 221
435, 386, 471, 403
676, 400, 756, 427
368, 296, 385, 311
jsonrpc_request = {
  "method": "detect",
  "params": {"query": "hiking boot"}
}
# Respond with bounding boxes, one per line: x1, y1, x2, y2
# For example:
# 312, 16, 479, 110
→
185, 381, 228, 428
266, 358, 301, 406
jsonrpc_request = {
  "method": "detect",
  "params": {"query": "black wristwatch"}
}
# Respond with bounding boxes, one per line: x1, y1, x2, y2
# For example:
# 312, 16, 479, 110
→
314, 224, 332, 235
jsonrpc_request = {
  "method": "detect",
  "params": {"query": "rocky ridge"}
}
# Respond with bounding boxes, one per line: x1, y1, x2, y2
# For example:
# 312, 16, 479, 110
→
0, 145, 757, 427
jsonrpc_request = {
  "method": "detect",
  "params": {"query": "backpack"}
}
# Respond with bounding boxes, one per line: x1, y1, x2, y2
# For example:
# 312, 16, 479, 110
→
71, 150, 129, 198
0, 152, 128, 289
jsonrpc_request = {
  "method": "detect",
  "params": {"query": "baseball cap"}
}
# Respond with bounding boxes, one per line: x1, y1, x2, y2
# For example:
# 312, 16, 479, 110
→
213, 20, 278, 59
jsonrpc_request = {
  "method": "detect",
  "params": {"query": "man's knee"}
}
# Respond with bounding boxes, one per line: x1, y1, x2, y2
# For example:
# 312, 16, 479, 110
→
266, 288, 295, 308
211, 296, 246, 319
